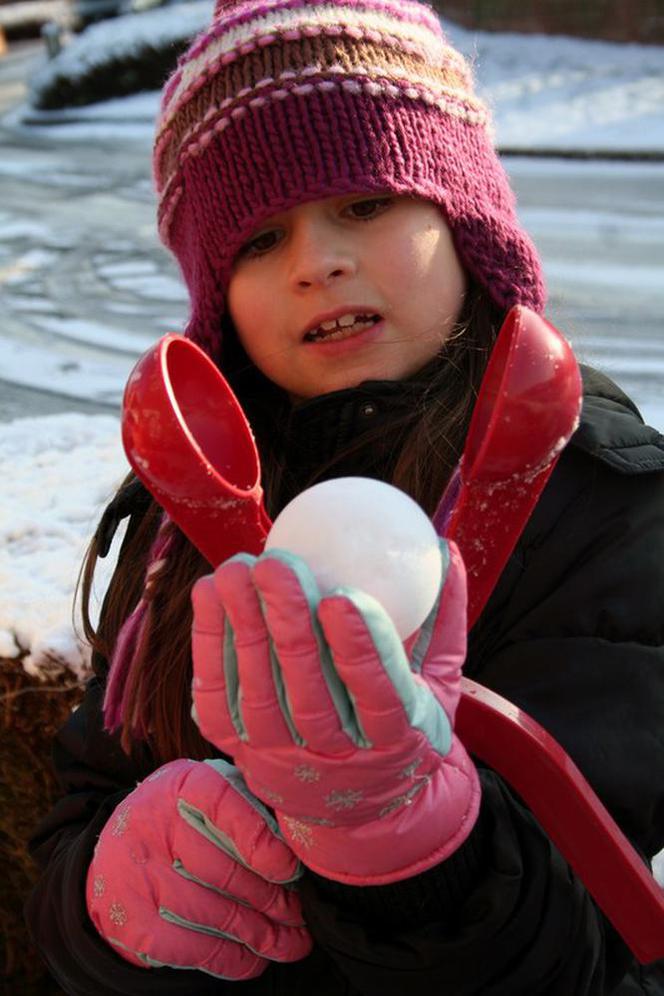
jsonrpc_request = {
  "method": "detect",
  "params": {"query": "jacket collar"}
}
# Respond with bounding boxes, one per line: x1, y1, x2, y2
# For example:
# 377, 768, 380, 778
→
286, 378, 420, 457
571, 366, 664, 474
273, 378, 428, 511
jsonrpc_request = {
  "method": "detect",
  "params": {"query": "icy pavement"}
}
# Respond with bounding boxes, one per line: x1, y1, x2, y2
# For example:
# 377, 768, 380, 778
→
0, 139, 188, 413
507, 158, 664, 431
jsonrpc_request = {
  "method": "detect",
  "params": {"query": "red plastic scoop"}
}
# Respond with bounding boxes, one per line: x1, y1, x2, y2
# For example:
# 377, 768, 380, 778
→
443, 305, 583, 627
122, 334, 270, 565
121, 306, 664, 964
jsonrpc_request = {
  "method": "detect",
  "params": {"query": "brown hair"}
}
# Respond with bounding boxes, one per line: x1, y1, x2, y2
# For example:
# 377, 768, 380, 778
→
79, 280, 503, 763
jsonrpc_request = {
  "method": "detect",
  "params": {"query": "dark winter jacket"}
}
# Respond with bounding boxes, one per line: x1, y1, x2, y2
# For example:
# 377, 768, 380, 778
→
25, 366, 664, 995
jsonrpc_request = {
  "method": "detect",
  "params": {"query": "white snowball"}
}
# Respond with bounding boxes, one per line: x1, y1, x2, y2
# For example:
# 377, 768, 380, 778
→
265, 477, 442, 639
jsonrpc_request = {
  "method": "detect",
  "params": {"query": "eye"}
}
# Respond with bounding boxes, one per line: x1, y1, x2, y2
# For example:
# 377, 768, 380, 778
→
346, 196, 393, 220
237, 228, 281, 260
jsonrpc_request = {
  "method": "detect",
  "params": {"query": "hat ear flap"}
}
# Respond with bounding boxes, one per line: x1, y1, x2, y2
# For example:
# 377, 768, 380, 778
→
453, 214, 546, 315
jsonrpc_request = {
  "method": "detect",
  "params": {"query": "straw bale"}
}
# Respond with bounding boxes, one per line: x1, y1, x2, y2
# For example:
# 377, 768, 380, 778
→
1, 653, 84, 994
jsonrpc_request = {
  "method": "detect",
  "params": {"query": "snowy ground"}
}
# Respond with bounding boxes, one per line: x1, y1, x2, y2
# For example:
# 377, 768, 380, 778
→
0, 413, 127, 677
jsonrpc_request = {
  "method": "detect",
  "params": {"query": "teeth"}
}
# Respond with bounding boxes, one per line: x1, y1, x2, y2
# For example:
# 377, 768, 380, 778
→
307, 315, 380, 343
319, 313, 362, 332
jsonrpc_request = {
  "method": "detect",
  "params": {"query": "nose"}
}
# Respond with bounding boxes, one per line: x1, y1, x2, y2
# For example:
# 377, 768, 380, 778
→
288, 219, 357, 290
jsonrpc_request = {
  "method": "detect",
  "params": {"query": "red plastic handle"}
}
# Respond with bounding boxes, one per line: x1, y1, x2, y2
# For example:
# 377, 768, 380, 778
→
446, 306, 582, 628
457, 679, 664, 964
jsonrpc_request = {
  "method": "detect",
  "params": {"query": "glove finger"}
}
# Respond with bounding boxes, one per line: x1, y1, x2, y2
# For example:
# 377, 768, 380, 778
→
191, 573, 242, 748
88, 861, 268, 978
93, 886, 268, 981
171, 843, 307, 929
156, 870, 313, 965
96, 861, 311, 972
253, 551, 366, 751
172, 758, 301, 884
318, 589, 452, 755
212, 555, 295, 748
409, 540, 467, 723
174, 762, 306, 924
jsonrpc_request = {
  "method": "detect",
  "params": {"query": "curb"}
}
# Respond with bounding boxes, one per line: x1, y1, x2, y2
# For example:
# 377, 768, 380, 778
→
499, 147, 664, 163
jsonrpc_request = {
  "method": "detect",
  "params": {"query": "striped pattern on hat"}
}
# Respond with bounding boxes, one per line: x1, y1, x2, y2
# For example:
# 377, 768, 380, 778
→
153, 0, 545, 356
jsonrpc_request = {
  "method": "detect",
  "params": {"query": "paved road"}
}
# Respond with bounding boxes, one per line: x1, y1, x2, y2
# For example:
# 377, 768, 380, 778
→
1, 42, 662, 425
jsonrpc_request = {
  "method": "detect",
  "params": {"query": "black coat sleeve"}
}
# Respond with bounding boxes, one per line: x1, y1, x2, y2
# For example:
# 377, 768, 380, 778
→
297, 446, 664, 995
300, 768, 626, 996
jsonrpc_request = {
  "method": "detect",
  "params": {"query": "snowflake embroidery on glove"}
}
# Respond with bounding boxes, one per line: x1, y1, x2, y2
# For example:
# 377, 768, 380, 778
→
378, 778, 429, 818
109, 902, 128, 927
379, 792, 414, 817
293, 764, 321, 783
324, 788, 363, 811
282, 817, 314, 849
257, 784, 284, 804
112, 806, 131, 837
93, 875, 105, 898
146, 766, 170, 782
399, 759, 423, 780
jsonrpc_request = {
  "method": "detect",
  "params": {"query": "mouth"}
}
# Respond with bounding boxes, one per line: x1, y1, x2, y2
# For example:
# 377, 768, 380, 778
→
303, 312, 383, 344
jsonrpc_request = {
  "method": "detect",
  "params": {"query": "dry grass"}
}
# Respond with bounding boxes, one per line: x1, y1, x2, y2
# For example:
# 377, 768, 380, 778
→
1, 654, 84, 993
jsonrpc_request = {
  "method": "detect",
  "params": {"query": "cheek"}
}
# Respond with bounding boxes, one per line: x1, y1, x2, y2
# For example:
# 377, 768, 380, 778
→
441, 257, 468, 319
227, 278, 267, 356
427, 229, 467, 321
392, 235, 467, 331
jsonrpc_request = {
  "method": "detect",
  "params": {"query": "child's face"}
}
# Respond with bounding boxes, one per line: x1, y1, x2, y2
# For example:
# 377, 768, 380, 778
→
227, 193, 467, 401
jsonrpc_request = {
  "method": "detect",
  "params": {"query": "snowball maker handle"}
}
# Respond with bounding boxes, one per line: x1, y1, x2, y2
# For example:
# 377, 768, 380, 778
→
457, 679, 664, 965
444, 305, 583, 628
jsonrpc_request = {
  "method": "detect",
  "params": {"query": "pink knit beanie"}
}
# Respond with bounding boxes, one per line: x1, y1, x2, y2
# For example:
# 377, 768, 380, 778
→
154, 0, 546, 362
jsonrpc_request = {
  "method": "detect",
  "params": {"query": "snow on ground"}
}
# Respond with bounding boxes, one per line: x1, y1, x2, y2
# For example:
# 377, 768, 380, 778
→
12, 4, 664, 154
445, 21, 664, 154
0, 413, 127, 678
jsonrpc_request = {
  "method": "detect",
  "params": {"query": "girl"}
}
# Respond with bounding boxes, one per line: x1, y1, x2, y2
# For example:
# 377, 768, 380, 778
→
25, 1, 664, 993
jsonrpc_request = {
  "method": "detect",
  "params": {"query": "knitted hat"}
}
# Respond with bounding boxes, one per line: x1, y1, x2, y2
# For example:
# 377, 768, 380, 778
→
154, 0, 545, 361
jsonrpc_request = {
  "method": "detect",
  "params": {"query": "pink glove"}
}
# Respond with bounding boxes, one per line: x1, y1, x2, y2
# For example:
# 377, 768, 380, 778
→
86, 758, 312, 980
191, 539, 480, 886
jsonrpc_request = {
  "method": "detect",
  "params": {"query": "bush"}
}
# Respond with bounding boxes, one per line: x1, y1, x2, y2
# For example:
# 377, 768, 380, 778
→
30, 1, 212, 109
1, 655, 84, 992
